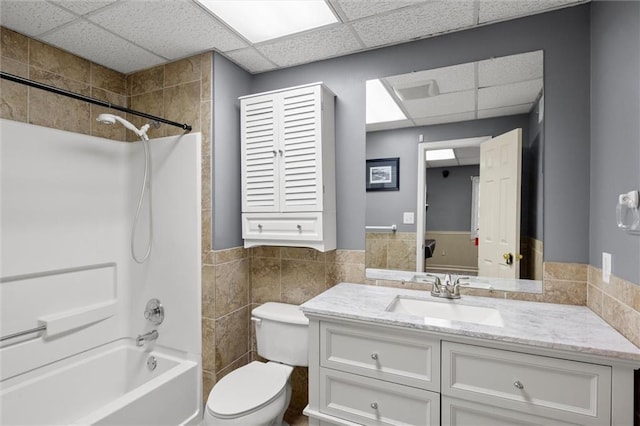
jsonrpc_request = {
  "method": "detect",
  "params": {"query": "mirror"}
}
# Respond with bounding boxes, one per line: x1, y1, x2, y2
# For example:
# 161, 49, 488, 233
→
365, 51, 544, 281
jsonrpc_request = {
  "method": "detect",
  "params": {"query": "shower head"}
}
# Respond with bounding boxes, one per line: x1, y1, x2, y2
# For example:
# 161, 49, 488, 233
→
96, 113, 149, 140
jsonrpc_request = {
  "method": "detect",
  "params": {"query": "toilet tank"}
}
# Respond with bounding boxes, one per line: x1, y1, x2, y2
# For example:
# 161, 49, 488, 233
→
251, 302, 309, 367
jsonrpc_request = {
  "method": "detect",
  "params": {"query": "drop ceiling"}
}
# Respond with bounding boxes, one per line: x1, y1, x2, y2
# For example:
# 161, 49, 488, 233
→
1, 0, 586, 75
368, 50, 544, 132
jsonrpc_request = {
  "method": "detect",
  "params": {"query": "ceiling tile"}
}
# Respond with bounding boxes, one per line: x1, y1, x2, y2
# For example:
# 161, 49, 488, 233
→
367, 119, 415, 133
334, 0, 427, 21
257, 25, 361, 68
414, 111, 476, 127
88, 0, 247, 60
0, 1, 77, 37
385, 62, 476, 95
455, 146, 481, 159
478, 50, 543, 87
405, 90, 476, 119
42, 20, 166, 74
478, 79, 542, 110
352, 1, 475, 48
478, 0, 581, 23
477, 104, 533, 119
50, 0, 118, 16
226, 48, 277, 74
457, 157, 480, 166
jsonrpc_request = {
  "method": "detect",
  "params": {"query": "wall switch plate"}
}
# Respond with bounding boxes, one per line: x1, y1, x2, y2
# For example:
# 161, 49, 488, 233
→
602, 252, 611, 283
403, 212, 415, 224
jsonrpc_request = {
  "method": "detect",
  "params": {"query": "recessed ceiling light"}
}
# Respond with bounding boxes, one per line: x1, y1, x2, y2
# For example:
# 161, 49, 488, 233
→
426, 149, 455, 161
198, 0, 338, 43
366, 79, 407, 124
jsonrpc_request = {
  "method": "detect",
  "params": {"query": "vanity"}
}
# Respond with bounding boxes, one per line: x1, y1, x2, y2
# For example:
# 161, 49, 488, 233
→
301, 283, 640, 426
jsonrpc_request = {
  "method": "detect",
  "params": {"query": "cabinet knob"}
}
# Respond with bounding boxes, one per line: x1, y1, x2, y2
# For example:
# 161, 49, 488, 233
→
370, 352, 378, 360
370, 402, 378, 410
258, 224, 263, 231
297, 224, 302, 231
278, 149, 284, 156
514, 380, 524, 390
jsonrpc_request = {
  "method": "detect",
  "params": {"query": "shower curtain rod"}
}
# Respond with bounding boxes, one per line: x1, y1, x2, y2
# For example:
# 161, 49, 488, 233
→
1, 71, 192, 132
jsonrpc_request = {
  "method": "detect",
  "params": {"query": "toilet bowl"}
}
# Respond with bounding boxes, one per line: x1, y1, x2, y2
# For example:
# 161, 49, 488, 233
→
204, 302, 308, 426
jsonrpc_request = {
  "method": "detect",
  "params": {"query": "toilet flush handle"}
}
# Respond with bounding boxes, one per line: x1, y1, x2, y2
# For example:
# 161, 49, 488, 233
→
251, 317, 262, 326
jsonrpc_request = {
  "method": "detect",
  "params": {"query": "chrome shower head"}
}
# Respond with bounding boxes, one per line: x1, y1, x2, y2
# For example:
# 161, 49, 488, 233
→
96, 113, 149, 140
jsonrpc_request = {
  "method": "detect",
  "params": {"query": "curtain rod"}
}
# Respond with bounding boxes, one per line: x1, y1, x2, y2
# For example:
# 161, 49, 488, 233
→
1, 71, 192, 132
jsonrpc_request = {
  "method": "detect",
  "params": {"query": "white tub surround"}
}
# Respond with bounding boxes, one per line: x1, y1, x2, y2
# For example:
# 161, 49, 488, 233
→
1, 120, 202, 425
301, 283, 639, 426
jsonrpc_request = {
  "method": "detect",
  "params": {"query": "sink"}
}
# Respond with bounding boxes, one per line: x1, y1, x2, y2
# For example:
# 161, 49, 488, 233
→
387, 296, 504, 327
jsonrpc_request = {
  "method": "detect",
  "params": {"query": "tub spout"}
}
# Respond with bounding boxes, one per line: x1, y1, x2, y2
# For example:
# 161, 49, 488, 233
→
136, 329, 158, 347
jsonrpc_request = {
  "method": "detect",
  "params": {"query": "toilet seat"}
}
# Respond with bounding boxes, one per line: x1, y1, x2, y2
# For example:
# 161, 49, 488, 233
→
206, 361, 292, 419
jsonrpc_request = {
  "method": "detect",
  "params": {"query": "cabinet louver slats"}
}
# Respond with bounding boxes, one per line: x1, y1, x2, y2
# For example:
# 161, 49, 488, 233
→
240, 83, 336, 252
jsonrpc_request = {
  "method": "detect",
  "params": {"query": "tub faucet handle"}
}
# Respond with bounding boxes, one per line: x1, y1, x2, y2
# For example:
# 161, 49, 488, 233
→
144, 298, 164, 325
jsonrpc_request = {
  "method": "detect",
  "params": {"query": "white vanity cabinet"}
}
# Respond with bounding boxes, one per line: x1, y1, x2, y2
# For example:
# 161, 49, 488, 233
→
305, 316, 634, 426
240, 83, 336, 251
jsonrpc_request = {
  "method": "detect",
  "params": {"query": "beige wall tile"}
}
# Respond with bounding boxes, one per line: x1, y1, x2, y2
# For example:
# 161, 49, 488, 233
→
202, 318, 216, 372
202, 371, 216, 407
165, 55, 201, 87
251, 257, 281, 303
543, 262, 588, 281
201, 52, 212, 101
128, 65, 164, 96
542, 279, 587, 305
281, 247, 326, 262
200, 100, 212, 156
1, 27, 28, 63
29, 88, 90, 135
335, 249, 365, 265
214, 247, 247, 264
289, 366, 309, 413
90, 89, 128, 140
365, 238, 387, 269
1, 58, 28, 121
281, 259, 325, 304
215, 259, 249, 318
29, 39, 90, 83
251, 246, 281, 258
215, 307, 249, 372
91, 63, 126, 95
128, 89, 165, 140
387, 239, 415, 270
202, 209, 212, 253
202, 265, 215, 319
587, 284, 603, 316
164, 81, 201, 137
216, 353, 250, 381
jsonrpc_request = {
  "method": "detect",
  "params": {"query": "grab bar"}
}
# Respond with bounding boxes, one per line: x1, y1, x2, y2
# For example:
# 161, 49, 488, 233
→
365, 224, 397, 232
0, 325, 46, 342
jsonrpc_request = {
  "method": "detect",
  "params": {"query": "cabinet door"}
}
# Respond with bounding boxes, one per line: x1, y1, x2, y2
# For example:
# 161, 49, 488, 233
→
278, 85, 324, 212
241, 93, 278, 212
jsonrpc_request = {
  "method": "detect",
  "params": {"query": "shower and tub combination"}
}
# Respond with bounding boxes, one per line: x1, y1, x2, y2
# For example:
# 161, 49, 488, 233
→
0, 75, 203, 426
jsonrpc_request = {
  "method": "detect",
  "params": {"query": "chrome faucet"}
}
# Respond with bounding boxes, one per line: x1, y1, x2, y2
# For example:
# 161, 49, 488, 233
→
136, 329, 158, 347
430, 274, 462, 299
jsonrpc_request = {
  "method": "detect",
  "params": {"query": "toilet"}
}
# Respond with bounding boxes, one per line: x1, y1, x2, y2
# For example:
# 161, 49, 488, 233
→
204, 302, 309, 425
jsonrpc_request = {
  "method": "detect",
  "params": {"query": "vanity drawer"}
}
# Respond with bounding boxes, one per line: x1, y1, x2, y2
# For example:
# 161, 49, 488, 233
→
320, 368, 440, 426
442, 341, 611, 425
320, 321, 439, 391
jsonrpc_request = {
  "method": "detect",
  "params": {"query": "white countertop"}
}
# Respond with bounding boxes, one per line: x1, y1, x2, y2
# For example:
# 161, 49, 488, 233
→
300, 283, 640, 363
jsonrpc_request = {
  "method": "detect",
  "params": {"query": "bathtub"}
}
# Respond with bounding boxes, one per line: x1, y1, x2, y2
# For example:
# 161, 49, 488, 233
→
1, 339, 201, 425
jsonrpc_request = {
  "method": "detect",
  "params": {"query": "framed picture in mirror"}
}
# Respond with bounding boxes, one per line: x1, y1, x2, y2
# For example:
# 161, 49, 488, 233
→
366, 157, 399, 191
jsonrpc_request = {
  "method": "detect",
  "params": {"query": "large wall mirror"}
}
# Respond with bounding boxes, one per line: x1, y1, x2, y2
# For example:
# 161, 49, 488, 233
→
365, 50, 544, 281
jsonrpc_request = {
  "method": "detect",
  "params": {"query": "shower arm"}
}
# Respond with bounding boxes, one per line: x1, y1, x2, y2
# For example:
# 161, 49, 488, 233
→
1, 71, 192, 132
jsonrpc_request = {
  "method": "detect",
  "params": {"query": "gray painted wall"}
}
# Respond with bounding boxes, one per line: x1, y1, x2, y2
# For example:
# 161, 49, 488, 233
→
212, 53, 252, 250
589, 1, 640, 284
249, 5, 591, 259
425, 166, 479, 232
365, 115, 531, 234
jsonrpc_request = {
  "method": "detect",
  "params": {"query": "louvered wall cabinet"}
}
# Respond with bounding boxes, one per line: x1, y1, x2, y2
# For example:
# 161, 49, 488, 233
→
240, 83, 336, 251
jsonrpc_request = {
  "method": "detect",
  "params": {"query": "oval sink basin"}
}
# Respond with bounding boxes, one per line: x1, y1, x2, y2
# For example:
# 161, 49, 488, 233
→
387, 296, 504, 327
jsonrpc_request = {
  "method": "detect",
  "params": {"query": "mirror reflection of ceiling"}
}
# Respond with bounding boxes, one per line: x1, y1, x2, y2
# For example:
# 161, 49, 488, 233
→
367, 50, 544, 132
0, 0, 584, 74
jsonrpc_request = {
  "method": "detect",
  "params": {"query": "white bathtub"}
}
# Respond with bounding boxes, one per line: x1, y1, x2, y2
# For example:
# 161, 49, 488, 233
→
0, 339, 201, 425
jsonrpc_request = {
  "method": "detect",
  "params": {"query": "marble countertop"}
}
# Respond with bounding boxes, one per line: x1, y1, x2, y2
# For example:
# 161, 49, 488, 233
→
300, 283, 640, 363
366, 268, 543, 294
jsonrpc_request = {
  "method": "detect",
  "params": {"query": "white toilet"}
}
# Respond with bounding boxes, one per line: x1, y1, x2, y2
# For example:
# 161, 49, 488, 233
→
204, 302, 309, 425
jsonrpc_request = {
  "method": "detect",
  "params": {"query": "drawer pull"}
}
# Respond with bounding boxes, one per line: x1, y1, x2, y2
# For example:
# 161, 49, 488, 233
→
370, 352, 378, 360
297, 224, 302, 231
370, 402, 378, 410
514, 380, 524, 390
258, 224, 263, 231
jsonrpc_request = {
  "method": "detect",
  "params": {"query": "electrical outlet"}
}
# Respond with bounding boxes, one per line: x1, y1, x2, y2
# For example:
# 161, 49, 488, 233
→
602, 252, 611, 284
403, 212, 414, 224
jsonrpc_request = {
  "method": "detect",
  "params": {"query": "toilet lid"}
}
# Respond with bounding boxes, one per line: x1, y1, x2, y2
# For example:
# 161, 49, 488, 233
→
207, 361, 289, 418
